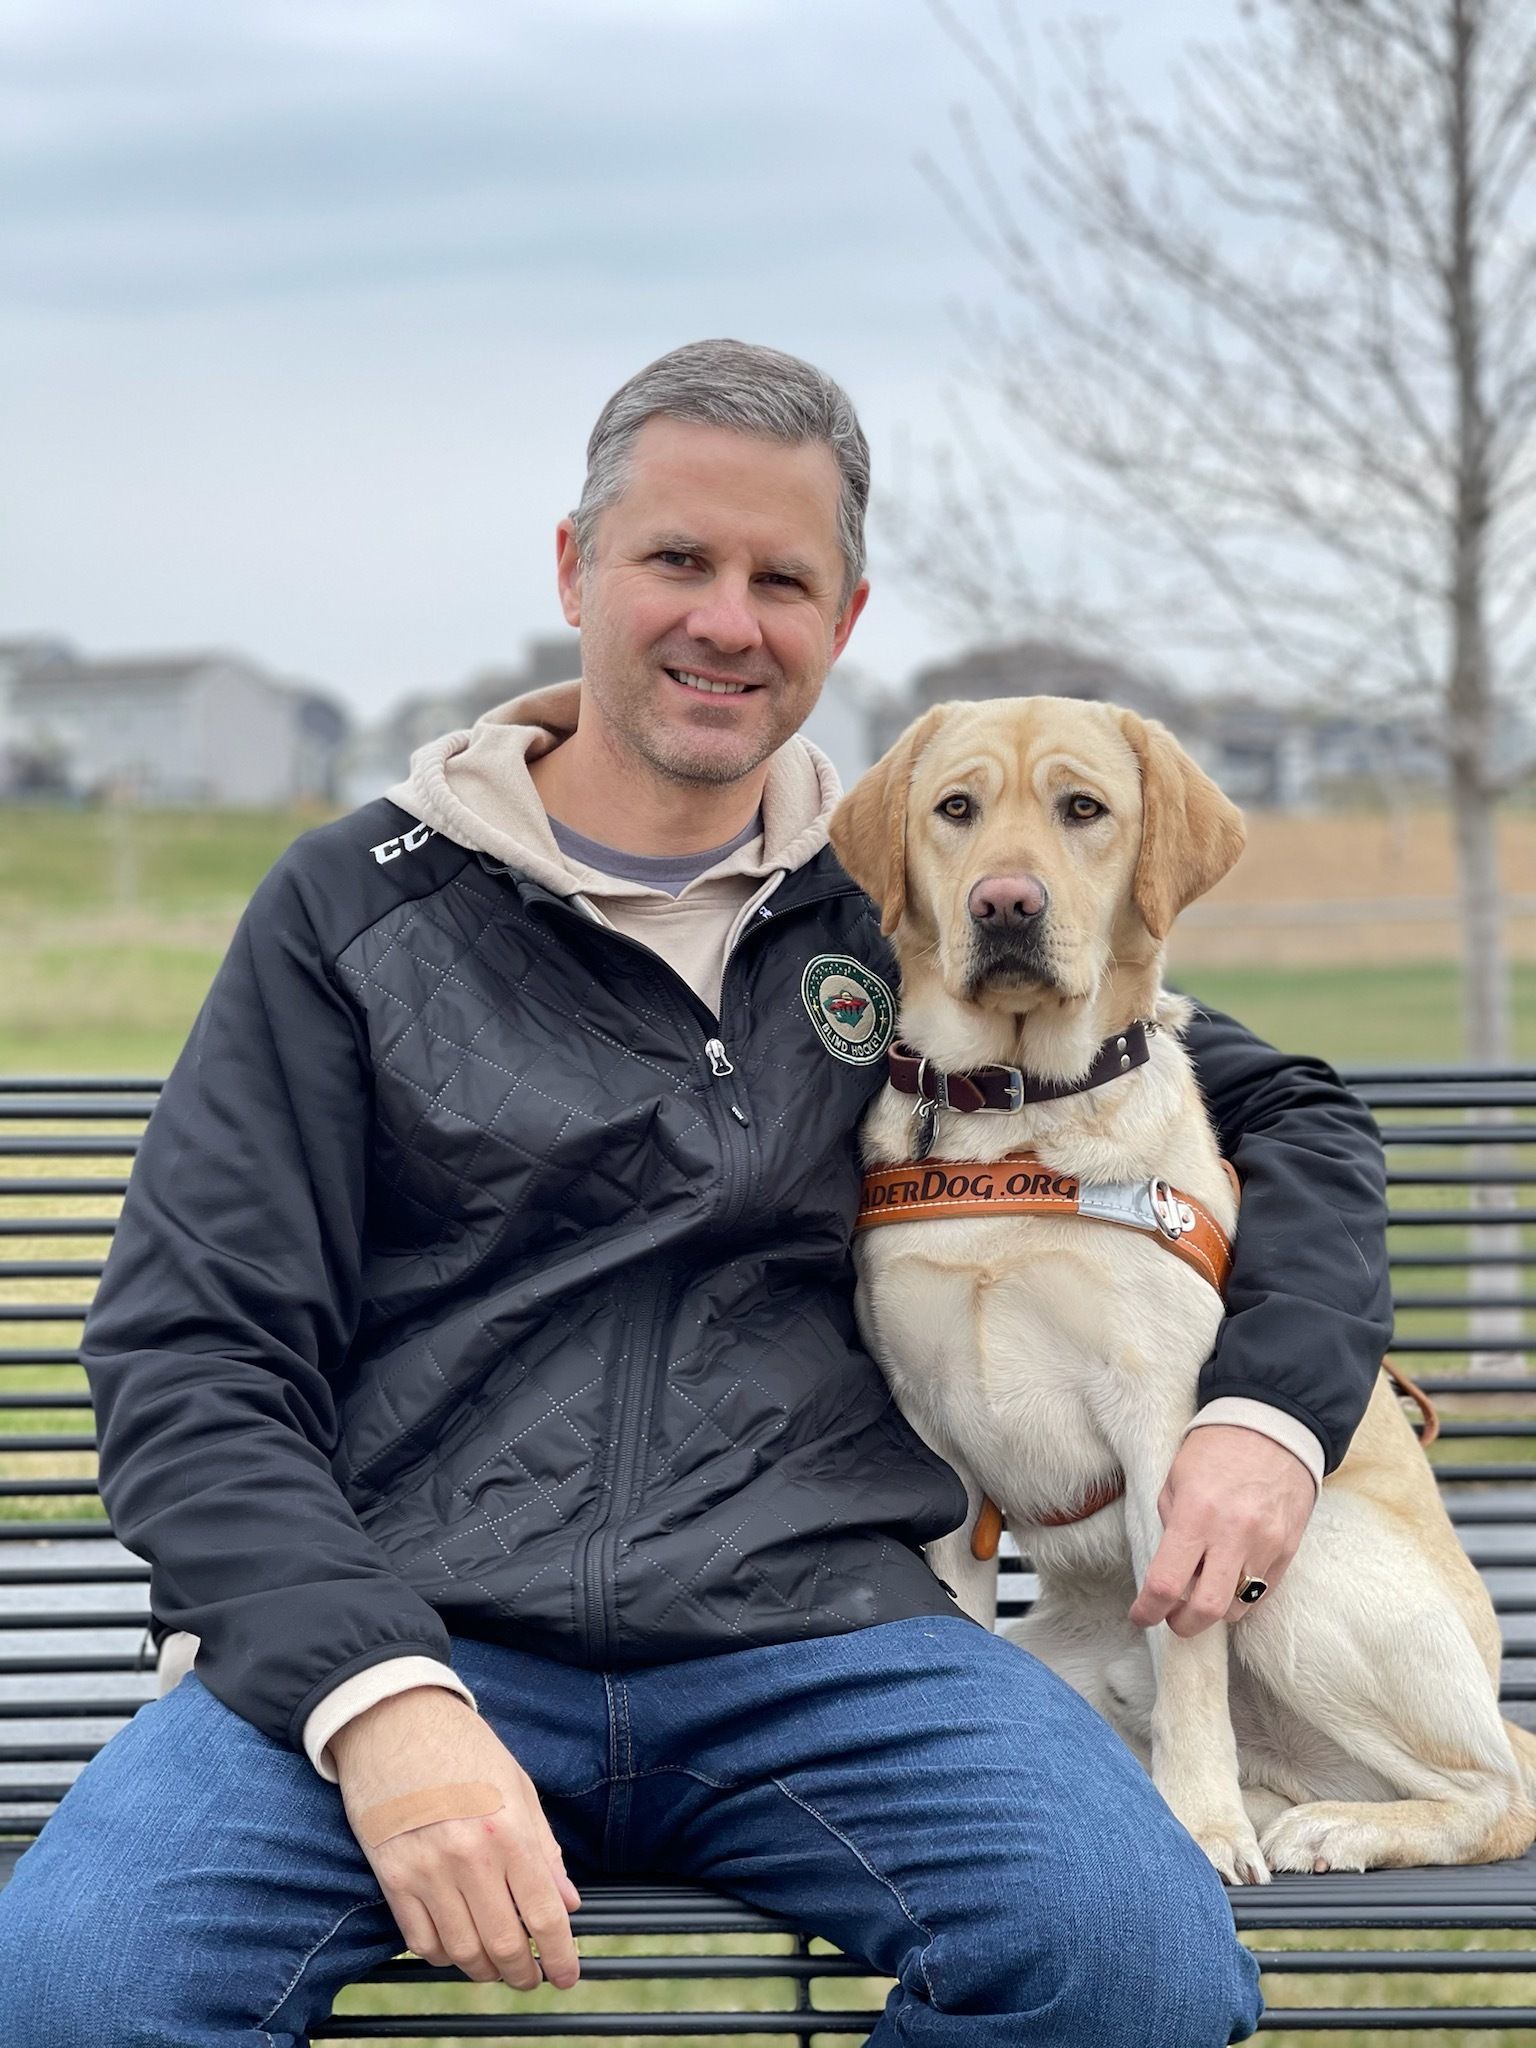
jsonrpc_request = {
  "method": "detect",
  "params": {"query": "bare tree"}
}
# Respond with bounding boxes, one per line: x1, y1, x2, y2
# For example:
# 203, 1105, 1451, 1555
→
902, 0, 1536, 1062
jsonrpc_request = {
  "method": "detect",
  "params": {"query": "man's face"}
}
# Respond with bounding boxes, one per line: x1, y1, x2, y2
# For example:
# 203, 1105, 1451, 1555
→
557, 415, 868, 787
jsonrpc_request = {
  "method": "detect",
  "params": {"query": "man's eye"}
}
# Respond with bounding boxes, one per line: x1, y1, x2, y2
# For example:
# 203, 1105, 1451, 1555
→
655, 551, 695, 569
937, 793, 975, 823
1065, 794, 1107, 823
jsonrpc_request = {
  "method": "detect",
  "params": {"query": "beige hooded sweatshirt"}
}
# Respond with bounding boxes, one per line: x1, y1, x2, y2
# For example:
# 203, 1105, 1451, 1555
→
384, 680, 843, 1014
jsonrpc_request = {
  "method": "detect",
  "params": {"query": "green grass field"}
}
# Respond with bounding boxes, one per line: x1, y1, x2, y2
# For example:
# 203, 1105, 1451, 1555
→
3, 804, 1534, 2043
3, 802, 1534, 1073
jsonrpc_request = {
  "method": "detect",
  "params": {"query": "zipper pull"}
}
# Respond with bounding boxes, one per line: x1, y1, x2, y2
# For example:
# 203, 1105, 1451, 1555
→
705, 1037, 735, 1078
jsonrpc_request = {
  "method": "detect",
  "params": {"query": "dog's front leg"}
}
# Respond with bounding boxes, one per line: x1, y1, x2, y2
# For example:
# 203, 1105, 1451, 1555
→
1121, 1442, 1269, 1886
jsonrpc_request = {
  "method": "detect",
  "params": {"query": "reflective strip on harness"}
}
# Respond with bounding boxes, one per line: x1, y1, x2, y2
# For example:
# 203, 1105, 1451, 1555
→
855, 1153, 1235, 1297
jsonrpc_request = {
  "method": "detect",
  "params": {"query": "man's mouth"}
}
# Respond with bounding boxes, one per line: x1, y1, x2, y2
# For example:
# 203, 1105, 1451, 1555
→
664, 666, 760, 698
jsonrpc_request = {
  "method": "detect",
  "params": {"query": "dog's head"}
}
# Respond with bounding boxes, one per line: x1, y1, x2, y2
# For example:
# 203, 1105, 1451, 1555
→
829, 696, 1244, 1015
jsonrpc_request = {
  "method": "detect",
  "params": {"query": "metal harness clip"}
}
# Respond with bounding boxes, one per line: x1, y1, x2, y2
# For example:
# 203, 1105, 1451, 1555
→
1148, 1177, 1197, 1241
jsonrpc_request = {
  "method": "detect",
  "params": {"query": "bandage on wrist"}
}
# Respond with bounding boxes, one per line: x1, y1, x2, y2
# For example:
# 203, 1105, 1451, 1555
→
355, 1780, 503, 1849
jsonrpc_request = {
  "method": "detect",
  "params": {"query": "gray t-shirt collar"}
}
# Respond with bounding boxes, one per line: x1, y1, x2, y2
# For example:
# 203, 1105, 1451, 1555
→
545, 810, 764, 898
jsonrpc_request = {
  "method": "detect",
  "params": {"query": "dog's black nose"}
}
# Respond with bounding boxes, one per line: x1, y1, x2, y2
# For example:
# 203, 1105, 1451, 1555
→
968, 873, 1048, 926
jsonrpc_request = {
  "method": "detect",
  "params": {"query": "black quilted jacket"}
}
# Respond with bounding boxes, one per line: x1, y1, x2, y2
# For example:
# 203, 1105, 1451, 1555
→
84, 799, 1392, 1752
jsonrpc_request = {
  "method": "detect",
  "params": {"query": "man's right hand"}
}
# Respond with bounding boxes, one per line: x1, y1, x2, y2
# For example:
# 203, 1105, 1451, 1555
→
330, 1688, 581, 1990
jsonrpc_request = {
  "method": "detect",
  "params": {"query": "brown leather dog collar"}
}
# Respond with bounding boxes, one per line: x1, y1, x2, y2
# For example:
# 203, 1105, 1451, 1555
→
887, 1021, 1152, 1116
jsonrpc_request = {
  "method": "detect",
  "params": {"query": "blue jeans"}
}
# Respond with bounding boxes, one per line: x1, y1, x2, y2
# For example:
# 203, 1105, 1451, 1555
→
0, 1618, 1261, 2046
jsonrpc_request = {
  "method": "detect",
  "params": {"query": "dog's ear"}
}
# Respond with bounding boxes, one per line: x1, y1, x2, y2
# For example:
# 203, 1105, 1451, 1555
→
829, 704, 953, 936
1117, 709, 1246, 940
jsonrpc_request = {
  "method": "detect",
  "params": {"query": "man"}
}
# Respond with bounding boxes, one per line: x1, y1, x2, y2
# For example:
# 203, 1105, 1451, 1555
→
0, 340, 1390, 2046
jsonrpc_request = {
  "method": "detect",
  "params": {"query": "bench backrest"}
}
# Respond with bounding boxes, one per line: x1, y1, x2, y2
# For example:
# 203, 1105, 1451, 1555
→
2, 1069, 1533, 1845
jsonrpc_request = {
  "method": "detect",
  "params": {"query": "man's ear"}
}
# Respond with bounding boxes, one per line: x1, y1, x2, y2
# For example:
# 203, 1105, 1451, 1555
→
555, 517, 583, 628
830, 579, 871, 664
1117, 709, 1246, 940
829, 704, 952, 936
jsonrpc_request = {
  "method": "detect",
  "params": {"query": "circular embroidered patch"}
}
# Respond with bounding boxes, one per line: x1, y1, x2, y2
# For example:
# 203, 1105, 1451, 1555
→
800, 955, 896, 1065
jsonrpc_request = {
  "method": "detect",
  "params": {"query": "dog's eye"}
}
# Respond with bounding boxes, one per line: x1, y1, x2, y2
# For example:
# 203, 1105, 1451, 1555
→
1064, 794, 1106, 823
936, 793, 975, 823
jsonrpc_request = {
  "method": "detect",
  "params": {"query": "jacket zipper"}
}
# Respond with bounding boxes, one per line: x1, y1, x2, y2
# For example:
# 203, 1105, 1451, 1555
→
531, 874, 858, 1087
528, 880, 865, 1660
534, 901, 742, 1663
578, 1267, 669, 1666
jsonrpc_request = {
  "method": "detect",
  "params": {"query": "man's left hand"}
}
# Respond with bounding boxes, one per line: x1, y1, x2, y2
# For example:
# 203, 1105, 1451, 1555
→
1128, 1425, 1316, 1639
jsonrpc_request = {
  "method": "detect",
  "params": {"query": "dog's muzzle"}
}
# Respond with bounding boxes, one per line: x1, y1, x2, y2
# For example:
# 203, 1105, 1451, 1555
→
963, 922, 1060, 997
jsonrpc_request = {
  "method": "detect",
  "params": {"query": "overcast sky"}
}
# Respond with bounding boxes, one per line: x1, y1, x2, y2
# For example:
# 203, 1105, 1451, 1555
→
0, 0, 1224, 729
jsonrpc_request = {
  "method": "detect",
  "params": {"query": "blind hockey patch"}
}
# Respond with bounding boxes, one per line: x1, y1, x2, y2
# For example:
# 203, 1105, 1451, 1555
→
800, 955, 896, 1066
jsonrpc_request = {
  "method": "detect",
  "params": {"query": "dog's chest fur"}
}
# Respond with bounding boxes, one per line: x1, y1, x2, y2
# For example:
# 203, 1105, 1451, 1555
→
853, 1031, 1234, 1554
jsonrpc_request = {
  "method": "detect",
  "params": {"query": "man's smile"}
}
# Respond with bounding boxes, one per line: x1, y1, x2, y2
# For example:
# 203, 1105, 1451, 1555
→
663, 664, 765, 699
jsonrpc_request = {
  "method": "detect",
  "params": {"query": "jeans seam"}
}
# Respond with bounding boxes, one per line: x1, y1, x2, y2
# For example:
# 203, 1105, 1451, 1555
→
256, 1896, 386, 2040
769, 1775, 940, 2010
565, 1771, 614, 1797
587, 1765, 937, 2006
602, 1674, 620, 1779
601, 1674, 635, 1868
624, 1763, 732, 1790
558, 1761, 733, 1795
614, 1676, 635, 1777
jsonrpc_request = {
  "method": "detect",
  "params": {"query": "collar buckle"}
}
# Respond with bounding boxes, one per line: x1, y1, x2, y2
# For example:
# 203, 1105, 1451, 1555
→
917, 1056, 954, 1112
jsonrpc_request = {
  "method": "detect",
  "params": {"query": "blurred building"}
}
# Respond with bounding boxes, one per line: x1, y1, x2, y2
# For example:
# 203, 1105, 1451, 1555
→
1, 641, 350, 805
0, 639, 74, 793
342, 632, 580, 805
871, 640, 1187, 761
871, 637, 1528, 807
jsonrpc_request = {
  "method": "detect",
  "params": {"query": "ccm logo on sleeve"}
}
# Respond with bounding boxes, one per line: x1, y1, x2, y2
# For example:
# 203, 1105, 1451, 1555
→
369, 823, 435, 865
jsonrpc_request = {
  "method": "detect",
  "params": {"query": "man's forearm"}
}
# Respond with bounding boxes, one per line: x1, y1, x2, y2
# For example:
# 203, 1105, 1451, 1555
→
1184, 1000, 1392, 1470
1186, 1400, 1322, 1491
306, 1661, 478, 1781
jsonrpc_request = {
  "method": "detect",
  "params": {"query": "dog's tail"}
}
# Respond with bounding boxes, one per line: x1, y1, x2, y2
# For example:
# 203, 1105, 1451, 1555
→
1505, 1717, 1536, 1800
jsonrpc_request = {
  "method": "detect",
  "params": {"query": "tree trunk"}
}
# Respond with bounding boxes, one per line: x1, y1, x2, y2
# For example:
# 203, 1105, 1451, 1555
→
1450, 763, 1511, 1066
1444, 0, 1501, 1058
1442, 0, 1522, 1372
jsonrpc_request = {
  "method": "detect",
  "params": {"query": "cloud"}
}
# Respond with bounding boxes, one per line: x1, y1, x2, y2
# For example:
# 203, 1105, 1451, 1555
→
0, 0, 1214, 712
0, 0, 944, 312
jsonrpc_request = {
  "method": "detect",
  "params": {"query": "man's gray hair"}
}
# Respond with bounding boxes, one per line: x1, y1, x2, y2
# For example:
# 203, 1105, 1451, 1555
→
572, 339, 870, 605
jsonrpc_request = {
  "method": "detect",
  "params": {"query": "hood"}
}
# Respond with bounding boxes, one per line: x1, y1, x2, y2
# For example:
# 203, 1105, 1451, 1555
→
386, 680, 843, 898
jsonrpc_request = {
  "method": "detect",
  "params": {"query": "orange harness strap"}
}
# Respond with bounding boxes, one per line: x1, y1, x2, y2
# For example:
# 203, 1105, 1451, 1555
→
1383, 1358, 1441, 1446
856, 1152, 1236, 1296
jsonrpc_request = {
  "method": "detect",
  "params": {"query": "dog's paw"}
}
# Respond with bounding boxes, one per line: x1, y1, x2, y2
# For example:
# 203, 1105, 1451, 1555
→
1184, 1812, 1271, 1887
1260, 1803, 1380, 1875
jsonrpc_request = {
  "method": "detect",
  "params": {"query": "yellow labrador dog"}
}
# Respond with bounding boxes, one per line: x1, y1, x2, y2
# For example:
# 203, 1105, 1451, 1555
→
830, 694, 1536, 1884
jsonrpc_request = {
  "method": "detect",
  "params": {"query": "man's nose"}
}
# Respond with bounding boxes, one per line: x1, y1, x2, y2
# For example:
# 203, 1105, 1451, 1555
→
685, 578, 764, 655
967, 873, 1049, 926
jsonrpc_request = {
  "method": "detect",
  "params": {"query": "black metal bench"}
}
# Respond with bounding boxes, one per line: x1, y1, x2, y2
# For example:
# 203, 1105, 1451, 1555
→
3, 1069, 1534, 2039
